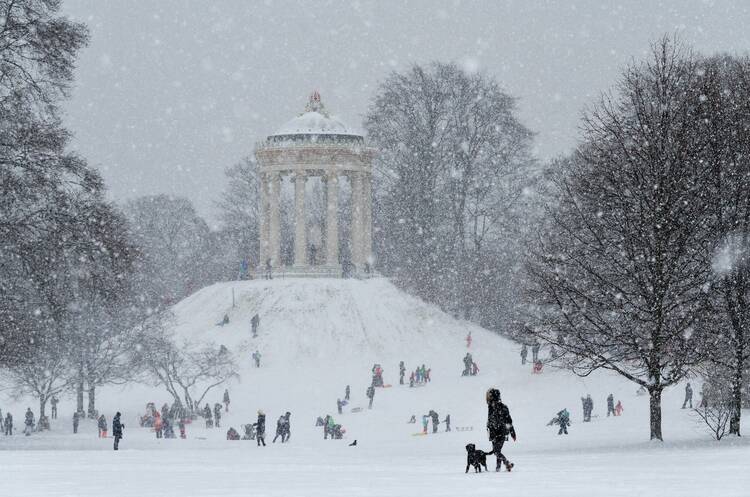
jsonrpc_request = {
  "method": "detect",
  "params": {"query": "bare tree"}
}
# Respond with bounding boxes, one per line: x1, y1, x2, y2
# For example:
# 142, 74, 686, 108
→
525, 37, 713, 440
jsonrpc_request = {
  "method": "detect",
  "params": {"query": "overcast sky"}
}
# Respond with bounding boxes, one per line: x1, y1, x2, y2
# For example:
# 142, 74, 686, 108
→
61, 0, 750, 221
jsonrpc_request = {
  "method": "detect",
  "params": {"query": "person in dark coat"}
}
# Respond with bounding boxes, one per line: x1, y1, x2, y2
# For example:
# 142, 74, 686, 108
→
273, 415, 285, 443
486, 388, 516, 472
73, 411, 80, 434
24, 408, 35, 436
281, 412, 291, 442
429, 410, 439, 433
444, 414, 451, 432
112, 412, 123, 450
548, 408, 570, 435
682, 383, 693, 409
161, 403, 169, 421
223, 389, 230, 412
337, 398, 343, 415
345, 385, 350, 401
606, 394, 615, 417
203, 404, 213, 428
520, 344, 528, 365
366, 386, 375, 409
163, 417, 175, 439
4, 413, 12, 435
214, 403, 222, 428
50, 396, 59, 420
251, 314, 260, 338
253, 410, 266, 446
399, 361, 406, 385
531, 341, 541, 363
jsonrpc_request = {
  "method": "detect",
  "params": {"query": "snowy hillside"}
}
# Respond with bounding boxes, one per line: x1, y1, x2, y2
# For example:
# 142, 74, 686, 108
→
1, 278, 747, 496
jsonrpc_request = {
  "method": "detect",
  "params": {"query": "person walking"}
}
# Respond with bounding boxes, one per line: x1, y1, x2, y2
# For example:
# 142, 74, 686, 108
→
520, 344, 528, 365
251, 313, 260, 338
466, 331, 472, 348
399, 361, 405, 385
223, 389, 230, 412
273, 414, 285, 443
429, 410, 439, 434
214, 403, 222, 428
345, 385, 350, 401
154, 411, 163, 438
253, 350, 261, 368
337, 398, 343, 415
366, 385, 375, 409
486, 388, 516, 472
549, 408, 570, 435
421, 415, 429, 434
444, 414, 451, 432
254, 410, 266, 446
73, 411, 80, 434
682, 383, 693, 409
50, 396, 59, 420
606, 394, 615, 417
615, 401, 624, 416
112, 412, 124, 450
203, 404, 213, 428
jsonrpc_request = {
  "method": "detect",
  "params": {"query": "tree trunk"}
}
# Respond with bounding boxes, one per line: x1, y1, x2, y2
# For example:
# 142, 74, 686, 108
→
729, 356, 742, 436
648, 387, 664, 441
87, 381, 96, 419
76, 366, 84, 414
39, 396, 47, 421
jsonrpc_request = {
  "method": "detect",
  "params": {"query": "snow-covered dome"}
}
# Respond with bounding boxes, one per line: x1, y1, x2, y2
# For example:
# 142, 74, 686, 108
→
267, 91, 362, 143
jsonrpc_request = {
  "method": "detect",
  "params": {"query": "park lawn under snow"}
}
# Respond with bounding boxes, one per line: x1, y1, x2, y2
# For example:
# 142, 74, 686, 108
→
1, 278, 749, 496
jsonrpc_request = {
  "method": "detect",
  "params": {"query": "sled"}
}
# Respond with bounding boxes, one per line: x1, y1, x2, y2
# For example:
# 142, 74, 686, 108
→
381, 384, 393, 388
411, 432, 429, 436
454, 426, 474, 432
350, 407, 363, 413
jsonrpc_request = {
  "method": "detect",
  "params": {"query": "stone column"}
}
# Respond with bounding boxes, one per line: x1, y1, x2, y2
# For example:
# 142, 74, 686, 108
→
293, 171, 307, 267
325, 172, 339, 265
258, 172, 269, 268
362, 172, 372, 266
268, 172, 281, 266
350, 172, 364, 267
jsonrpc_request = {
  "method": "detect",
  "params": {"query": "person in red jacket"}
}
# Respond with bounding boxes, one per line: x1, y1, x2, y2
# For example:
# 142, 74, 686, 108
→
154, 412, 163, 439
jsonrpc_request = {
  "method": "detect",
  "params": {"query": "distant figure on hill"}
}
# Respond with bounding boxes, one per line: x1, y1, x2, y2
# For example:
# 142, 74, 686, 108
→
366, 385, 375, 409
253, 410, 266, 446
226, 427, 240, 440
163, 417, 175, 438
408, 415, 416, 424
223, 389, 230, 412
112, 412, 124, 450
399, 361, 405, 385
97, 414, 107, 437
217, 314, 229, 327
581, 394, 593, 422
154, 412, 163, 438
203, 404, 213, 428
548, 408, 570, 435
471, 361, 479, 376
24, 408, 34, 436
466, 331, 472, 348
421, 415, 429, 434
531, 341, 541, 363
409, 371, 415, 387
615, 401, 623, 416
606, 394, 615, 417
345, 385, 350, 401
337, 398, 343, 414
444, 414, 451, 432
273, 414, 286, 443
73, 411, 80, 434
251, 313, 260, 338
682, 383, 693, 409
265, 258, 273, 280
462, 353, 473, 376
4, 412, 13, 435
214, 403, 222, 428
429, 410, 439, 433
50, 396, 59, 420
520, 344, 528, 365
179, 418, 186, 438
252, 350, 262, 368
281, 412, 291, 442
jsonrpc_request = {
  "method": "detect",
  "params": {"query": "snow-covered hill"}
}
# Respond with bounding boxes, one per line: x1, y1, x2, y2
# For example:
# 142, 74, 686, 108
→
1, 277, 747, 497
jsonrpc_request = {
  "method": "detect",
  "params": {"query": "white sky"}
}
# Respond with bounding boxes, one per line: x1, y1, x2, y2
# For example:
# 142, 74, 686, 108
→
61, 0, 750, 220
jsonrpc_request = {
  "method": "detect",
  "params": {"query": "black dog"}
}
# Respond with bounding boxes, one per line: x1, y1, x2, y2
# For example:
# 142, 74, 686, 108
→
465, 443, 492, 473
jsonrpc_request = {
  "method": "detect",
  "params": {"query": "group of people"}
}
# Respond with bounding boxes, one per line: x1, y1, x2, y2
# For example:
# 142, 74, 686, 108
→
409, 410, 451, 433
95, 412, 124, 449
461, 353, 479, 376
408, 364, 431, 386
318, 414, 345, 439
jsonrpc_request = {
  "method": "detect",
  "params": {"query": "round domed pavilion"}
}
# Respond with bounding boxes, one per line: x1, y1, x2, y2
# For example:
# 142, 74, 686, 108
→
255, 92, 376, 275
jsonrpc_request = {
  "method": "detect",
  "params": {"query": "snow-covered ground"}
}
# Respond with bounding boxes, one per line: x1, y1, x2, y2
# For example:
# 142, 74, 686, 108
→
1, 278, 748, 496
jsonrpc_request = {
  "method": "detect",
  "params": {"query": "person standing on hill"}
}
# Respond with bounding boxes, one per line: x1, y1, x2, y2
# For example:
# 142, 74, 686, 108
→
366, 385, 375, 409
273, 414, 285, 443
615, 400, 624, 416
203, 404, 213, 428
486, 388, 516, 472
345, 385, 350, 401
466, 331, 472, 348
444, 414, 451, 432
253, 350, 262, 368
73, 411, 80, 434
254, 410, 266, 446
429, 410, 439, 433
606, 394, 615, 417
223, 389, 230, 412
682, 383, 693, 409
251, 313, 260, 338
50, 396, 59, 420
337, 398, 343, 415
421, 415, 429, 434
24, 408, 34, 436
154, 411, 163, 438
399, 361, 405, 385
214, 403, 222, 428
97, 414, 107, 437
520, 344, 528, 365
5, 412, 13, 435
112, 412, 124, 450
531, 341, 540, 363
